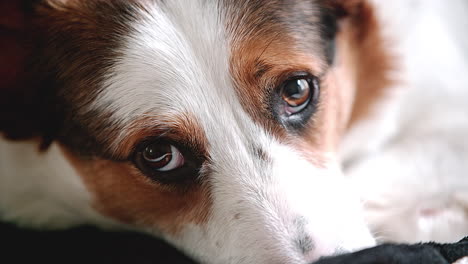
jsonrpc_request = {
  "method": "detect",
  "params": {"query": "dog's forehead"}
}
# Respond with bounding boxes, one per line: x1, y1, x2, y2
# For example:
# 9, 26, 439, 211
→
95, 1, 326, 138
96, 0, 255, 155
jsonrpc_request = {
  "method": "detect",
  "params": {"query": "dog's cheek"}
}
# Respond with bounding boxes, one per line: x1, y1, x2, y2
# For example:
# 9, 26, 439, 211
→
300, 0, 397, 155
293, 37, 357, 156
313, 25, 360, 150
59, 145, 212, 236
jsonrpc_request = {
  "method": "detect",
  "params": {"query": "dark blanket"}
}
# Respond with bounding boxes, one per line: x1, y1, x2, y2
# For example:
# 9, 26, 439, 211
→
314, 238, 468, 264
2, 222, 466, 263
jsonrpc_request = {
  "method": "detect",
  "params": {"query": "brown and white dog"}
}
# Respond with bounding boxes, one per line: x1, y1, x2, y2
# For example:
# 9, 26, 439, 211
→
1, 0, 467, 263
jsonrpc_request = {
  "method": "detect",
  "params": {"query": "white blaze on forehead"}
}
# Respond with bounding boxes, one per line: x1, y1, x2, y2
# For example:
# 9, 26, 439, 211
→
93, 0, 278, 157
94, 0, 245, 141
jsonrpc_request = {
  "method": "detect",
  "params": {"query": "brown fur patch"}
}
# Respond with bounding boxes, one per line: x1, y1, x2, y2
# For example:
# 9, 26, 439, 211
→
228, 0, 395, 156
60, 111, 210, 235
230, 43, 323, 139
227, 0, 331, 141
2, 0, 213, 235
336, 0, 397, 127
226, 0, 349, 163
304, 0, 395, 152
61, 145, 212, 235
112, 113, 209, 161
300, 19, 361, 153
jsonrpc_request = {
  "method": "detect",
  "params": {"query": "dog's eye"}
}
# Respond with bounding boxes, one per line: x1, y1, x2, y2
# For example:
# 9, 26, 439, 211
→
272, 73, 320, 130
279, 74, 319, 117
133, 139, 202, 184
281, 78, 313, 115
141, 143, 184, 171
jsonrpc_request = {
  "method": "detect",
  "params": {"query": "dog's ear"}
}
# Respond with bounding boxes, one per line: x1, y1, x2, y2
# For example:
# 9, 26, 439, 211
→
0, 0, 59, 148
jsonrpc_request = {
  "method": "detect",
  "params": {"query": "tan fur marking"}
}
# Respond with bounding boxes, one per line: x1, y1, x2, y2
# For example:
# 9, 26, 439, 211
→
301, 21, 360, 153
230, 35, 324, 140
60, 112, 211, 235
340, 0, 397, 127
61, 146, 211, 235
229, 0, 395, 162
230, 35, 334, 167
300, 0, 396, 154
227, 0, 327, 142
112, 113, 209, 160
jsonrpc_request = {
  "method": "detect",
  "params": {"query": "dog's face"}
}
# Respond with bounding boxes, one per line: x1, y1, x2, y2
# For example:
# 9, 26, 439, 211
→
0, 0, 394, 263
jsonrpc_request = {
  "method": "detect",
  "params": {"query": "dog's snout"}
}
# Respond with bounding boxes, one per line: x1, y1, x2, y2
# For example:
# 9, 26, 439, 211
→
291, 217, 357, 263
285, 217, 342, 263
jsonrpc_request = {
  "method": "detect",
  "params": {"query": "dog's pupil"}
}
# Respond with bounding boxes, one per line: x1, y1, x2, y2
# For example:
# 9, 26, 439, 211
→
282, 79, 310, 107
143, 144, 172, 167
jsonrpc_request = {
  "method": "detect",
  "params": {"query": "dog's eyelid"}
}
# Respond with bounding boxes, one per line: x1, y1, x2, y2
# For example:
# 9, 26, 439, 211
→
124, 129, 173, 159
275, 70, 318, 86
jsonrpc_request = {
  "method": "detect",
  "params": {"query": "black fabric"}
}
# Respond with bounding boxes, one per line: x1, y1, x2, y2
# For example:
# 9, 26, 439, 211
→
1, 222, 196, 264
428, 238, 468, 263
313, 238, 468, 264
1, 221, 466, 264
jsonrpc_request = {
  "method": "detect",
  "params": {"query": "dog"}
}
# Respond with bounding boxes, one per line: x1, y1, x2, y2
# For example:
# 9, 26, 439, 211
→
1, 0, 467, 263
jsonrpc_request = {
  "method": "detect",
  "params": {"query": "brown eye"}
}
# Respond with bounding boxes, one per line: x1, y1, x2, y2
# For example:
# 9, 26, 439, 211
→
271, 73, 320, 130
133, 139, 203, 185
282, 79, 310, 106
280, 77, 318, 115
141, 143, 184, 172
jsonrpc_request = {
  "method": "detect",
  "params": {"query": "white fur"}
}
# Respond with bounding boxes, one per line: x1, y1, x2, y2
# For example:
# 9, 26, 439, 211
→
0, 140, 113, 229
341, 0, 468, 243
